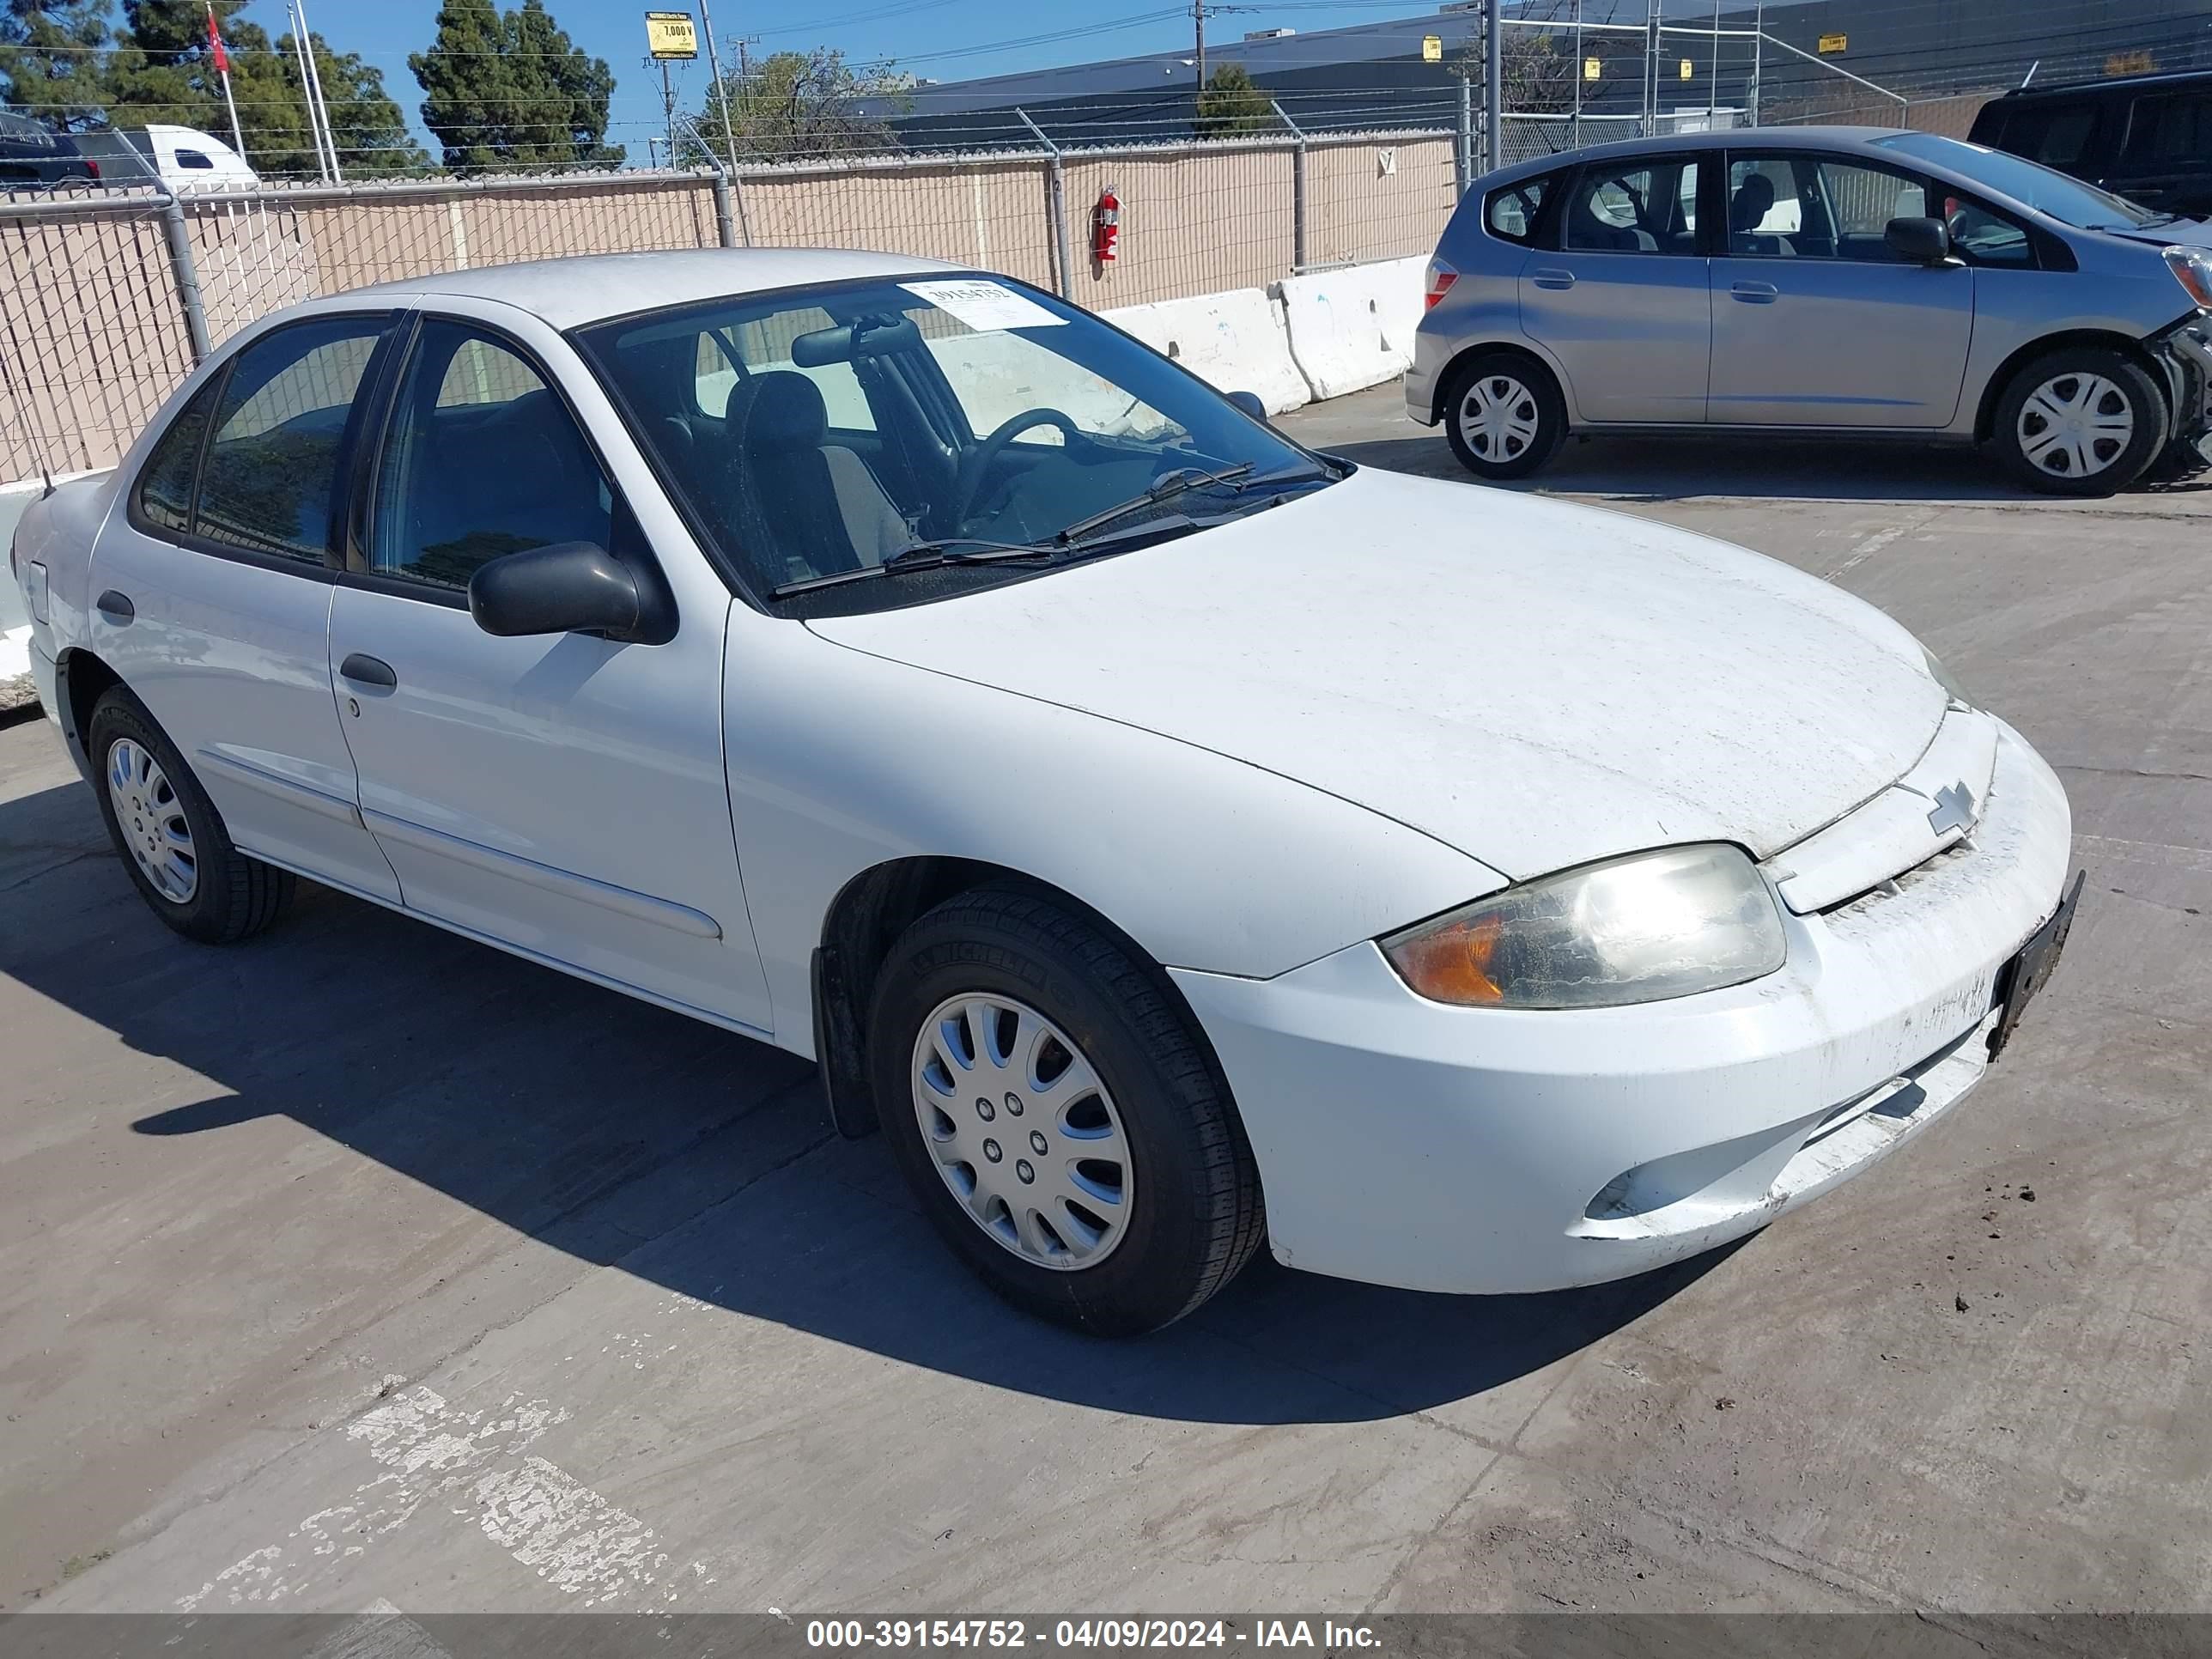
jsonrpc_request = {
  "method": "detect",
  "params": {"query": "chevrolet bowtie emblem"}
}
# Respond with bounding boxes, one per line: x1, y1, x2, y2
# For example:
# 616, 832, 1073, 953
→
1927, 781, 1977, 837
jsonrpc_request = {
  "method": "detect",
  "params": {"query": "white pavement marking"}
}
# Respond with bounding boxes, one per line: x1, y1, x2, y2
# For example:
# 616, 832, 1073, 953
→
2076, 832, 2212, 872
1820, 514, 1933, 583
179, 1385, 709, 1611
305, 1599, 456, 1659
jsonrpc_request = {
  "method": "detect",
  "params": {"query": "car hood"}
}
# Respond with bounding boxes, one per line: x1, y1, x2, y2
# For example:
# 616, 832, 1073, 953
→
2106, 216, 2212, 252
806, 468, 1948, 880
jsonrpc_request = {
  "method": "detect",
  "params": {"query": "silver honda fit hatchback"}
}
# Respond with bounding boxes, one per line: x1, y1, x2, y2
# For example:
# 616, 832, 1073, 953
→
1408, 126, 2212, 495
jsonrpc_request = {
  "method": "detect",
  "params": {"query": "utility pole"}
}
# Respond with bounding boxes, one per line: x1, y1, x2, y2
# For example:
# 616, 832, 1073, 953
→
699, 0, 742, 177
657, 54, 678, 172
1193, 0, 1206, 89
1483, 0, 1502, 174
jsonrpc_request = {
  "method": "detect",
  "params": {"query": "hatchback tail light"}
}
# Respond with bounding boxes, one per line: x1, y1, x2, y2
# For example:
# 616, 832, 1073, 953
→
1424, 259, 1458, 310
84, 158, 99, 178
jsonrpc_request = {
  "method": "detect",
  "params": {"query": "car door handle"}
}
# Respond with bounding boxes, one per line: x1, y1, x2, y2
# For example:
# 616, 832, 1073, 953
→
338, 653, 398, 689
94, 588, 134, 624
1729, 282, 1780, 303
1531, 268, 1577, 290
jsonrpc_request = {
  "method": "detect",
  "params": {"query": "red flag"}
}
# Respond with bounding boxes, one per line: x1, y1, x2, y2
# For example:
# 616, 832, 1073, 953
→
205, 4, 230, 73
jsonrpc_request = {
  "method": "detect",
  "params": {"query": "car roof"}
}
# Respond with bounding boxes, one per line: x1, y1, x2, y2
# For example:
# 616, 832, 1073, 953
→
1990, 67, 2212, 102
1483, 125, 1918, 187
346, 247, 967, 331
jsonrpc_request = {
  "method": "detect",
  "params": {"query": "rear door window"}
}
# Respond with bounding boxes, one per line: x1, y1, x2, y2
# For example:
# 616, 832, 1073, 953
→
174, 316, 386, 563
1563, 157, 1699, 253
2122, 91, 2212, 167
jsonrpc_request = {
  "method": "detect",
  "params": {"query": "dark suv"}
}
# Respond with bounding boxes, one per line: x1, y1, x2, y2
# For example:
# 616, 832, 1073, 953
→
1970, 71, 2212, 222
0, 111, 99, 190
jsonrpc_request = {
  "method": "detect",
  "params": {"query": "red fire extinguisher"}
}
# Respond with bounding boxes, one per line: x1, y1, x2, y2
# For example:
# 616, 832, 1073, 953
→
1092, 185, 1121, 265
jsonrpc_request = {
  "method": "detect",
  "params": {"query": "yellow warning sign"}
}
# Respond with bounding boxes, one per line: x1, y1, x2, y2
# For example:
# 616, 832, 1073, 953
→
646, 10, 697, 60
1818, 32, 1848, 54
1422, 34, 1442, 63
1680, 58, 1693, 80
1584, 56, 1601, 81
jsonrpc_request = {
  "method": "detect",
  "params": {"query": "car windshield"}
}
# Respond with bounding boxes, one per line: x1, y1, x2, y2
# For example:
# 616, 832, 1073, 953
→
572, 274, 1332, 610
1871, 131, 2163, 228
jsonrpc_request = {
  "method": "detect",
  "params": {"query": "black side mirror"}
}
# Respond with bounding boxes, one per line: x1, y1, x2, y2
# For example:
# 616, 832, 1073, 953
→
1886, 216, 1953, 264
1225, 390, 1267, 422
468, 541, 647, 640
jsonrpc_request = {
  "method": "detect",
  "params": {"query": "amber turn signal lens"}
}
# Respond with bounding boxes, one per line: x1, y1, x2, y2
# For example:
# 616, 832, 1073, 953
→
1388, 913, 1504, 1004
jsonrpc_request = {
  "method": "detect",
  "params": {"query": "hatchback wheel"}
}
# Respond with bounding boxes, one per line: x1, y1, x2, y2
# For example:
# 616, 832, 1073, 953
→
1443, 352, 1565, 480
869, 886, 1264, 1335
88, 686, 295, 944
1990, 347, 2167, 496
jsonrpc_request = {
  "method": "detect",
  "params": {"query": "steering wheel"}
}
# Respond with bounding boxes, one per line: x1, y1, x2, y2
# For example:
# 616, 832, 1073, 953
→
953, 408, 1084, 529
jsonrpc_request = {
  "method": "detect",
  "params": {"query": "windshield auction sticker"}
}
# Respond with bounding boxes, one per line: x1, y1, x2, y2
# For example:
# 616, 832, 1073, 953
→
902, 278, 1066, 331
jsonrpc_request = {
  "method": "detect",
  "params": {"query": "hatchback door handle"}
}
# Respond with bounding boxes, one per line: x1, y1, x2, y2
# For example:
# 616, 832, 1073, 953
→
339, 653, 398, 689
1729, 281, 1780, 303
95, 589, 134, 624
1531, 268, 1577, 290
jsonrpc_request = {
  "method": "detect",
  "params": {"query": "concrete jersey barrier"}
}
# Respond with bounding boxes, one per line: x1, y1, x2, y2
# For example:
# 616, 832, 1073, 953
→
1277, 255, 1430, 401
1102, 289, 1311, 416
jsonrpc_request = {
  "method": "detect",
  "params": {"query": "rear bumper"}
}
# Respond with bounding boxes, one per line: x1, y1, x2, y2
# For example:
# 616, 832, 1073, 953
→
1173, 721, 2073, 1296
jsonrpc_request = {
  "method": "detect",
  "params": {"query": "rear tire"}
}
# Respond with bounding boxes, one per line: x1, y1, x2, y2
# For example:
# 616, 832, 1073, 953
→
1990, 346, 2168, 496
868, 885, 1264, 1336
1442, 351, 1566, 481
88, 686, 295, 945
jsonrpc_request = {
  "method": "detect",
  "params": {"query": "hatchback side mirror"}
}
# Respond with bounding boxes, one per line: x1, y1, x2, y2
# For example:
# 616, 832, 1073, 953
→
1886, 216, 1953, 264
1225, 390, 1267, 422
468, 541, 646, 640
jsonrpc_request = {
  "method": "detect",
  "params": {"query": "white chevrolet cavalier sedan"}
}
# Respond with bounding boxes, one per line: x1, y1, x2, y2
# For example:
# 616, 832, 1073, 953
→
10, 251, 2079, 1334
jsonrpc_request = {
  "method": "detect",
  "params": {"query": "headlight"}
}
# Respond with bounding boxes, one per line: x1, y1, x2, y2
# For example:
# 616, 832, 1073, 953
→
1922, 646, 1972, 707
2166, 245, 2212, 311
1382, 844, 1786, 1009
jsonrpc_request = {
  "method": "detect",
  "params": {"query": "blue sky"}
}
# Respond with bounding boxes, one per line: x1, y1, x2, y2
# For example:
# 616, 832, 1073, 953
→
232, 0, 1426, 161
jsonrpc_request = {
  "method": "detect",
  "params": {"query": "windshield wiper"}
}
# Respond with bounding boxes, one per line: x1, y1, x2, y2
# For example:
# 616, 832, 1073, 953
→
770, 538, 1053, 598
1054, 462, 1256, 544
1053, 459, 1339, 544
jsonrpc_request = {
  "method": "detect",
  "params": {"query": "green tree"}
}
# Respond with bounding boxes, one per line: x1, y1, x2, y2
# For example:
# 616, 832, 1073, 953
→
688, 47, 898, 163
411, 0, 621, 173
0, 0, 116, 131
115, 11, 423, 176
1194, 61, 1269, 139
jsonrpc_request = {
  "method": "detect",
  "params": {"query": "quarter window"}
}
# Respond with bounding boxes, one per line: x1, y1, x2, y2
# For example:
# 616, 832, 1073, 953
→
189, 317, 384, 562
1485, 175, 1552, 244
135, 379, 221, 535
370, 320, 616, 592
1564, 159, 1698, 254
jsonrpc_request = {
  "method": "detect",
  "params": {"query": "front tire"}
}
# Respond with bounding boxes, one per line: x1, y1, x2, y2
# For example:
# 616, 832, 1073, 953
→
868, 886, 1263, 1335
88, 687, 295, 944
1442, 351, 1566, 480
1990, 347, 2168, 496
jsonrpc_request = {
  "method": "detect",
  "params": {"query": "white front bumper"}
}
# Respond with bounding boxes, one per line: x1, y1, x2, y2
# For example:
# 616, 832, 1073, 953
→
1173, 722, 2074, 1295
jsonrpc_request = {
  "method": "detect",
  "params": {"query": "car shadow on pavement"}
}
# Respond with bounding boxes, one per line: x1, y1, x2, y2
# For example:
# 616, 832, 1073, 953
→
2, 776, 1732, 1426
1322, 428, 2212, 507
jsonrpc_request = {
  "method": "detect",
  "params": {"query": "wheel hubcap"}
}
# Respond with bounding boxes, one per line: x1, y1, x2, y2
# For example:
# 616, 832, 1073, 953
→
106, 738, 198, 903
1457, 374, 1540, 463
2017, 372, 2133, 479
910, 993, 1133, 1271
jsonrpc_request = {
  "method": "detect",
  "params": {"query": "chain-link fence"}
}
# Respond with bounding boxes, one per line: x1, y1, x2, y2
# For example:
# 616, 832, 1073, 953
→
1, 127, 1461, 483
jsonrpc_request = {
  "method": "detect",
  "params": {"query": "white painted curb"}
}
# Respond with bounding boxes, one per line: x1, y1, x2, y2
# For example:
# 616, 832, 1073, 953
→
1277, 254, 1430, 401
1102, 289, 1311, 416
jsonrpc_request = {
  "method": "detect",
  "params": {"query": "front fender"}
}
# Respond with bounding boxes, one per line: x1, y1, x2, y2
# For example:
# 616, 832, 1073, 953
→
723, 616, 1505, 1052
